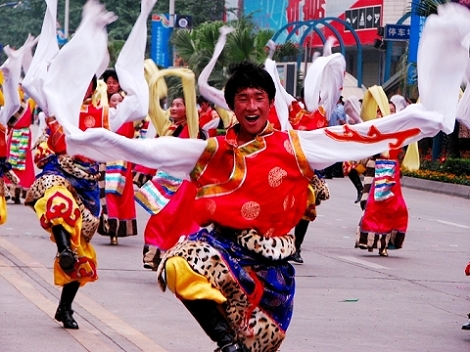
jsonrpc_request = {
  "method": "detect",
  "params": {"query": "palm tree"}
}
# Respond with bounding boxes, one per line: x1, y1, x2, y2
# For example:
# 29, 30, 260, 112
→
169, 16, 300, 97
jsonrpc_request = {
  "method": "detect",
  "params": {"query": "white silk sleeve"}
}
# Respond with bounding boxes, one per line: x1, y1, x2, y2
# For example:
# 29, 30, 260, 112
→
0, 46, 23, 125
66, 128, 206, 180
264, 58, 294, 130
297, 103, 444, 171
197, 26, 233, 111
21, 34, 39, 75
417, 3, 470, 134
21, 0, 60, 116
108, 0, 155, 131
43, 0, 117, 135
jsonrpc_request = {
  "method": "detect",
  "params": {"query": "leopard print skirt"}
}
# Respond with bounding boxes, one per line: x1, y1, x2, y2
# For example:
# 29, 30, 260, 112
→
157, 227, 297, 352
25, 155, 100, 242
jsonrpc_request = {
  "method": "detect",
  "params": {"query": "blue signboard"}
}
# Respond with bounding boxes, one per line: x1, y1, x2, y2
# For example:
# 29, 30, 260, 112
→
407, 0, 426, 85
151, 14, 173, 68
384, 24, 410, 41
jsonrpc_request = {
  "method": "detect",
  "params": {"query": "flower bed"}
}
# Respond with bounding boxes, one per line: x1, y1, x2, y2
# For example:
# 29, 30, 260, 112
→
402, 169, 470, 186
402, 154, 470, 186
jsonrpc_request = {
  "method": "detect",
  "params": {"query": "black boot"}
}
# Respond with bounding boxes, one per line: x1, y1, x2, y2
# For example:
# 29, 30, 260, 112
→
55, 281, 80, 329
462, 314, 470, 330
348, 168, 364, 203
288, 250, 303, 264
52, 225, 77, 274
181, 299, 248, 352
13, 187, 21, 204
288, 219, 309, 264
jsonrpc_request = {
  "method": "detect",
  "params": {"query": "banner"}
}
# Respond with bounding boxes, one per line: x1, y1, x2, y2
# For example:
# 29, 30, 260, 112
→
407, 0, 425, 85
151, 14, 173, 68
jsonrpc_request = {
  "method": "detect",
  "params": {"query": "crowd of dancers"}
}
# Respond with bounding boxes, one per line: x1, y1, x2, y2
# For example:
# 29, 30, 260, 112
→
2, 0, 470, 351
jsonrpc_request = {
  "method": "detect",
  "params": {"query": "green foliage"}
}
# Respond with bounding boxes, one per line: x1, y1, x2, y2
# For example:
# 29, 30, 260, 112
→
170, 15, 299, 93
402, 169, 470, 186
403, 156, 470, 186
442, 158, 470, 176
413, 0, 449, 17
0, 0, 225, 63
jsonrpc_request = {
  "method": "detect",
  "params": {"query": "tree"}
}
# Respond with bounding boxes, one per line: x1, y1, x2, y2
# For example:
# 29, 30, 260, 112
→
0, 0, 225, 63
153, 0, 225, 27
170, 15, 299, 99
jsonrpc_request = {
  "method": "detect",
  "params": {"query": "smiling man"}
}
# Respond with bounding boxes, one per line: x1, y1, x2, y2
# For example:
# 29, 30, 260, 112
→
67, 52, 457, 350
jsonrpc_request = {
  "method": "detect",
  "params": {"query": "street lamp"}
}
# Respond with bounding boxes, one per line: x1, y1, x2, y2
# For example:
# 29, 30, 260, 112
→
169, 0, 174, 27
64, 0, 69, 39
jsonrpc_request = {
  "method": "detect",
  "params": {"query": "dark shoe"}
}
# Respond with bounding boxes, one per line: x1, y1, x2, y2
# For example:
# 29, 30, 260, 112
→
379, 248, 388, 257
110, 236, 118, 245
354, 190, 363, 204
357, 243, 368, 250
182, 299, 236, 350
57, 248, 77, 274
462, 314, 470, 330
288, 250, 304, 264
55, 305, 79, 329
215, 341, 249, 352
13, 188, 21, 204
348, 169, 363, 203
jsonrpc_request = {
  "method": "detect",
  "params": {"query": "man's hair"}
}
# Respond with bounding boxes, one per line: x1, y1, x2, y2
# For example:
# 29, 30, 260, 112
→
224, 60, 276, 110
91, 75, 98, 91
197, 95, 210, 105
100, 69, 119, 83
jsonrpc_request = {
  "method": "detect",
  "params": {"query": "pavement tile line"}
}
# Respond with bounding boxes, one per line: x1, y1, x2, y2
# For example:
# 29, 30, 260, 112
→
0, 237, 168, 352
338, 256, 390, 270
0, 256, 113, 352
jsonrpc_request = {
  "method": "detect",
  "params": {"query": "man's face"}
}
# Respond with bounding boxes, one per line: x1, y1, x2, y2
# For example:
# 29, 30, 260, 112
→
233, 87, 272, 137
106, 77, 120, 95
200, 101, 210, 111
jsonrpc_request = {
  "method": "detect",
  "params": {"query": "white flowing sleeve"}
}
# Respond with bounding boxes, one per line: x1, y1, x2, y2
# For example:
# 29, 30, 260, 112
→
197, 26, 234, 111
298, 104, 445, 171
21, 0, 60, 116
417, 3, 470, 134
66, 127, 206, 180
21, 34, 39, 75
304, 53, 345, 119
42, 0, 117, 135
108, 0, 156, 132
456, 62, 470, 129
264, 58, 294, 131
0, 46, 23, 125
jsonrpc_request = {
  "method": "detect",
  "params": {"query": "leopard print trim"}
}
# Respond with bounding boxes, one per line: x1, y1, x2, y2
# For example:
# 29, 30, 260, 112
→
311, 174, 330, 201
4, 170, 20, 185
57, 155, 100, 181
0, 178, 5, 198
237, 229, 296, 261
25, 174, 99, 242
156, 237, 286, 352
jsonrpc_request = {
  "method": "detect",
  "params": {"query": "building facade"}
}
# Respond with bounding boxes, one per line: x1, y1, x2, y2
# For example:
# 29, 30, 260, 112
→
240, 0, 411, 92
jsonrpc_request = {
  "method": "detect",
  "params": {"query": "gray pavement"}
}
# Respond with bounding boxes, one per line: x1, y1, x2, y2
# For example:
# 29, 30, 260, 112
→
1, 174, 470, 351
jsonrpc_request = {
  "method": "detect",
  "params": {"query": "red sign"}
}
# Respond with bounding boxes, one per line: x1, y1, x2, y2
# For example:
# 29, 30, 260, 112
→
309, 0, 383, 47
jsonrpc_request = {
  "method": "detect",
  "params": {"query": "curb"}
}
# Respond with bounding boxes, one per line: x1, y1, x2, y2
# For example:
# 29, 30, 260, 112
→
401, 176, 470, 199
